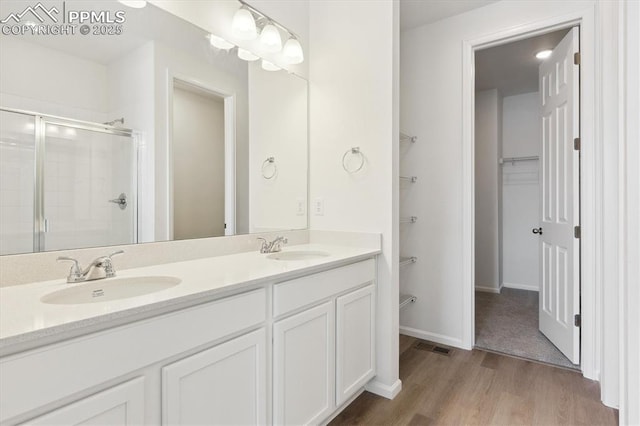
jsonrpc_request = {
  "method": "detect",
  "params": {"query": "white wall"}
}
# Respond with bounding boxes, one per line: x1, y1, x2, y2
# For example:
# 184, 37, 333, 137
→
309, 0, 400, 398
0, 37, 108, 122
501, 92, 540, 291
248, 63, 307, 232
474, 89, 501, 292
620, 1, 640, 423
399, 0, 597, 349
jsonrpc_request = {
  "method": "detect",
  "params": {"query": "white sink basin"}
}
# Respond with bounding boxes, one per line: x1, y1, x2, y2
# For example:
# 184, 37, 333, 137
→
41, 276, 182, 305
267, 251, 330, 261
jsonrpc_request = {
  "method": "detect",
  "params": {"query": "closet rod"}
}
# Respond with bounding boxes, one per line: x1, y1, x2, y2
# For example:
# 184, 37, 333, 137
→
499, 155, 539, 164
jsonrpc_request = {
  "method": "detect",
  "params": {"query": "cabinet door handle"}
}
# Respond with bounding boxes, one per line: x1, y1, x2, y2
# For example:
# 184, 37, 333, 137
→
532, 227, 543, 235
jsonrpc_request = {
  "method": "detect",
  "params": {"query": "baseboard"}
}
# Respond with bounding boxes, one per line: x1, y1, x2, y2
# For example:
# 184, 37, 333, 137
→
475, 285, 501, 294
364, 378, 402, 400
502, 282, 539, 292
399, 326, 465, 349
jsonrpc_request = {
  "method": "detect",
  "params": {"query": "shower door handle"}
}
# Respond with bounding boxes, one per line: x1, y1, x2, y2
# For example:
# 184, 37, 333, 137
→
109, 193, 127, 210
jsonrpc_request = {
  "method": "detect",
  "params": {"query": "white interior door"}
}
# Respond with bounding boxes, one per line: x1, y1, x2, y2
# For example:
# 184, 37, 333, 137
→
538, 27, 580, 364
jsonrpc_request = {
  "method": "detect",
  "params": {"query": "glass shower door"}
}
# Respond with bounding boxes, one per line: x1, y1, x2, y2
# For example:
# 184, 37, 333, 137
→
42, 120, 137, 252
0, 110, 36, 255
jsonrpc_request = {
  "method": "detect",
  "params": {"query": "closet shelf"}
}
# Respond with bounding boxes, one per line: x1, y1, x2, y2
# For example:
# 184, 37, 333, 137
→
400, 216, 418, 224
399, 256, 417, 267
499, 155, 539, 165
400, 132, 417, 143
400, 293, 417, 309
400, 176, 418, 183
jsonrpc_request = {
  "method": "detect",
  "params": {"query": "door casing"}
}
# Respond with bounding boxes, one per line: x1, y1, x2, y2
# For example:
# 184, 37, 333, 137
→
461, 6, 599, 381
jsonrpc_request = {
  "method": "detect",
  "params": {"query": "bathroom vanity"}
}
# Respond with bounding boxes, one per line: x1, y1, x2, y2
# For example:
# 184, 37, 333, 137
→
0, 242, 379, 425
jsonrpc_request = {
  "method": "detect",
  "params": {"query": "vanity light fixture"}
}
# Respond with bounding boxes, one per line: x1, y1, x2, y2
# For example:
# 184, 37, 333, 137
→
238, 48, 259, 61
233, 0, 304, 64
209, 34, 234, 50
232, 6, 258, 40
536, 49, 553, 59
283, 37, 304, 64
261, 60, 281, 71
259, 23, 282, 53
117, 0, 147, 8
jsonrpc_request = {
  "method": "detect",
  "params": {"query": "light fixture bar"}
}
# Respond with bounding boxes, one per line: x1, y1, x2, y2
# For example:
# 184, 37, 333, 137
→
237, 0, 300, 40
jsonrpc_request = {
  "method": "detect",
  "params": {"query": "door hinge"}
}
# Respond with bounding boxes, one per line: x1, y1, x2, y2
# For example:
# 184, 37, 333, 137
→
574, 138, 581, 151
574, 225, 581, 239
574, 52, 581, 65
574, 314, 581, 327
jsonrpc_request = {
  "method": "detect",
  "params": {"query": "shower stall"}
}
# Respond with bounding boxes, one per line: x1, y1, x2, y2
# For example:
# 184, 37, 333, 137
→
0, 108, 138, 255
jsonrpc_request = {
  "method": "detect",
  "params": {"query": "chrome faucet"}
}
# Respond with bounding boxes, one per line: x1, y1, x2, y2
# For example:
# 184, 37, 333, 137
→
57, 250, 124, 283
257, 236, 288, 254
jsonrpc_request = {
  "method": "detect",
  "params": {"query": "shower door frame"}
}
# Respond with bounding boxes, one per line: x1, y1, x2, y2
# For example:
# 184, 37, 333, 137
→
0, 107, 139, 253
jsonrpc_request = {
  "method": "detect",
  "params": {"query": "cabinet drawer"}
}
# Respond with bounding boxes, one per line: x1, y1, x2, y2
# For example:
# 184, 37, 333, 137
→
273, 259, 375, 317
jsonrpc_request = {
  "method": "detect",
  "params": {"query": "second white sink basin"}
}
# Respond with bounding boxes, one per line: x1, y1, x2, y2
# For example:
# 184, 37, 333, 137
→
267, 251, 330, 261
41, 276, 182, 305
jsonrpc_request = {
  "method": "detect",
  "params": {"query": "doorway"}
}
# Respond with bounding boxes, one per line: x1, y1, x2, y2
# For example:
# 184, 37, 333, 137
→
472, 28, 581, 369
169, 78, 236, 239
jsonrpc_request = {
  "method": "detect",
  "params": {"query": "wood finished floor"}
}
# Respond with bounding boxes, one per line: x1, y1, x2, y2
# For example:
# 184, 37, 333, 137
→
330, 335, 617, 426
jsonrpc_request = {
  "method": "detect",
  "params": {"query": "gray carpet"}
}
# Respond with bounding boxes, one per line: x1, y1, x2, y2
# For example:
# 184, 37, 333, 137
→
475, 288, 579, 370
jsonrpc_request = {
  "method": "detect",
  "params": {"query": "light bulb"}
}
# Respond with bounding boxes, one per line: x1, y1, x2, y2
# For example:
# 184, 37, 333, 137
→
209, 34, 234, 50
536, 50, 552, 59
117, 0, 147, 8
237, 48, 259, 61
283, 37, 304, 64
259, 23, 282, 53
232, 7, 257, 40
261, 60, 281, 71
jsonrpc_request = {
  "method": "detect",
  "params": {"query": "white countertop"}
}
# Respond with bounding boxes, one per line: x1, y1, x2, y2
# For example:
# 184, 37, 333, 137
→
0, 243, 379, 356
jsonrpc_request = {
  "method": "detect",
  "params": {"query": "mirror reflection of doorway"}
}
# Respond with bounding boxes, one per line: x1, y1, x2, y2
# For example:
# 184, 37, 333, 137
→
172, 81, 226, 240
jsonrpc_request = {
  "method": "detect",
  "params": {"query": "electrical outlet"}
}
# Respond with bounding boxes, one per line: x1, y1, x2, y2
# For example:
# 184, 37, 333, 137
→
296, 198, 306, 216
313, 198, 324, 216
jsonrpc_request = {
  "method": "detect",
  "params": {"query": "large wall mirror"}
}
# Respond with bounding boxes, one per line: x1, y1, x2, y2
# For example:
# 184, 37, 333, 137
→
0, 0, 308, 255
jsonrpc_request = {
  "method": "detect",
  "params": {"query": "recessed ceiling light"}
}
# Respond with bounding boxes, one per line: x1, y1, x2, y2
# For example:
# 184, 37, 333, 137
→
536, 49, 553, 59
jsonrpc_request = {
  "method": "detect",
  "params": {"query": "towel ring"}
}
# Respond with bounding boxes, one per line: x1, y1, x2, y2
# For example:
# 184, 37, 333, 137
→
262, 157, 277, 179
342, 147, 365, 173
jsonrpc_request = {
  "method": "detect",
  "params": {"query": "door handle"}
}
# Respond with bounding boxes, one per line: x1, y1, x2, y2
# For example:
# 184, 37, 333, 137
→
532, 227, 543, 235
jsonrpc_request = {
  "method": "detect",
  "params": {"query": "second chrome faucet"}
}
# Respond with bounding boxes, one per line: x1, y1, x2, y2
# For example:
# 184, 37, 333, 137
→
258, 236, 288, 254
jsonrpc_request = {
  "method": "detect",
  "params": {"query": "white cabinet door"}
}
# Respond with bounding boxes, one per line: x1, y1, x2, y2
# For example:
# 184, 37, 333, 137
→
162, 329, 267, 426
22, 377, 145, 425
273, 301, 335, 425
336, 285, 376, 406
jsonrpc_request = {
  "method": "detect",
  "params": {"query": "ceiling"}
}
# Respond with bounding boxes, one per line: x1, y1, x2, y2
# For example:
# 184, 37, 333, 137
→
400, 0, 497, 31
475, 29, 571, 96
